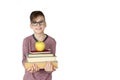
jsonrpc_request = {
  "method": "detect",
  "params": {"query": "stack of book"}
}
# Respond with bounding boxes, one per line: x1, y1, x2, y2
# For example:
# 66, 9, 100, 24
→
24, 50, 58, 69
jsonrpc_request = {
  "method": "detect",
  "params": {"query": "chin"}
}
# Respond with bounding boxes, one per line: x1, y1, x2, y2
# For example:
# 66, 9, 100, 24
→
36, 31, 43, 34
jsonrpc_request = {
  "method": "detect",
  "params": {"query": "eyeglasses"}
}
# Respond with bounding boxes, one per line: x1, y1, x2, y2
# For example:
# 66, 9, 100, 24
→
31, 20, 45, 26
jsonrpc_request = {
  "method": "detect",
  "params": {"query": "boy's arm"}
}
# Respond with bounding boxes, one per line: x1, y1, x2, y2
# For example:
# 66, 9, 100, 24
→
50, 39, 56, 56
22, 38, 29, 66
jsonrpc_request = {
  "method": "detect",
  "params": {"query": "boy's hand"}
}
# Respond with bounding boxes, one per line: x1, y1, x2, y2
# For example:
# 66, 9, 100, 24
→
26, 64, 39, 73
44, 62, 55, 72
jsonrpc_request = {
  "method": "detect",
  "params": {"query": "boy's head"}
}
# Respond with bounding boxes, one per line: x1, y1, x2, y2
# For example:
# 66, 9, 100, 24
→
30, 11, 46, 34
30, 11, 45, 23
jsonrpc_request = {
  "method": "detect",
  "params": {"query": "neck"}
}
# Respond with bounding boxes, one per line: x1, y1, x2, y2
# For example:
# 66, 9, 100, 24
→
34, 33, 44, 37
34, 33, 46, 41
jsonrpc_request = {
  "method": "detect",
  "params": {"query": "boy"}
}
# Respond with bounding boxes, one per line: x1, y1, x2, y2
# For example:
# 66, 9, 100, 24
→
22, 11, 56, 80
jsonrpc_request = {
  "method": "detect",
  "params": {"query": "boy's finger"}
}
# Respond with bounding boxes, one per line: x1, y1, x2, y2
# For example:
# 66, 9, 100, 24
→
26, 67, 31, 71
35, 64, 39, 71
33, 64, 36, 70
30, 66, 34, 72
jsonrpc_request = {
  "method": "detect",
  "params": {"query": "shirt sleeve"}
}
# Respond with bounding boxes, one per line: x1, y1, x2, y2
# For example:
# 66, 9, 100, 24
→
50, 39, 56, 56
22, 38, 29, 65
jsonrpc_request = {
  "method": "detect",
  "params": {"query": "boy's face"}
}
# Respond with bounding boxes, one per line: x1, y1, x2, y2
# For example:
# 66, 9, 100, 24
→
30, 16, 46, 34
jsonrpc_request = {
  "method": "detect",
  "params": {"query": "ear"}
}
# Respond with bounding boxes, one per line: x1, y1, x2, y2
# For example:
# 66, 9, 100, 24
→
44, 22, 47, 28
30, 24, 33, 29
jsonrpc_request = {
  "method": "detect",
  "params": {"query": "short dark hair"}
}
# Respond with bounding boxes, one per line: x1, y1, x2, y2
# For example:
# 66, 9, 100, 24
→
30, 11, 45, 22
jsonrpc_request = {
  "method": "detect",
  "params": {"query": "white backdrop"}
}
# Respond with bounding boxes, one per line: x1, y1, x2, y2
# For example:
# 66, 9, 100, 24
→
0, 0, 120, 80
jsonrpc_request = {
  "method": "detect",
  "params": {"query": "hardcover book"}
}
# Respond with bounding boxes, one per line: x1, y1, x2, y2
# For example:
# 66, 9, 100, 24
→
27, 56, 57, 62
24, 61, 58, 69
30, 49, 51, 54
28, 53, 54, 57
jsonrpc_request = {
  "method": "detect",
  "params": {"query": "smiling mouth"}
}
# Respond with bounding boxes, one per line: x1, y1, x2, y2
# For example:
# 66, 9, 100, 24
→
36, 27, 42, 30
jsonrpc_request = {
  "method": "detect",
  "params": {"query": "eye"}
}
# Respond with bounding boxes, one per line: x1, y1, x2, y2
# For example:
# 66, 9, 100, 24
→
32, 21, 37, 24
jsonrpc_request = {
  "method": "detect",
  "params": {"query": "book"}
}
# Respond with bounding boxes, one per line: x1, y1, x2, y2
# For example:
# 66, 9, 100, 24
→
26, 48, 58, 69
27, 56, 57, 62
28, 53, 54, 57
24, 61, 58, 69
30, 49, 51, 54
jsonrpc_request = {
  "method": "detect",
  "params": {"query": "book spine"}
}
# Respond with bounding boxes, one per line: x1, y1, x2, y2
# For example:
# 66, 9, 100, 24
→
28, 54, 54, 57
30, 51, 51, 54
24, 61, 58, 69
27, 57, 56, 62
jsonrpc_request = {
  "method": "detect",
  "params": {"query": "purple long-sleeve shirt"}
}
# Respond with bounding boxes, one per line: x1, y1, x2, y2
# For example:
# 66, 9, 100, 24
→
22, 34, 56, 80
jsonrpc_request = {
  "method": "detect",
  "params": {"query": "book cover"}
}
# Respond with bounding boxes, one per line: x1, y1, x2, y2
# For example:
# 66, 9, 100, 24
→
30, 49, 51, 54
27, 56, 57, 62
28, 53, 54, 57
24, 61, 58, 69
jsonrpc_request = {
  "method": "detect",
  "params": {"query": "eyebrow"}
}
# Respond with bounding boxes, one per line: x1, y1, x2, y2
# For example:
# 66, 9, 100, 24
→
32, 20, 44, 23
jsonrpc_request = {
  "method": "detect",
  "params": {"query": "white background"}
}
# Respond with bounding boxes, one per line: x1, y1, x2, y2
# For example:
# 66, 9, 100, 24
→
0, 0, 120, 80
